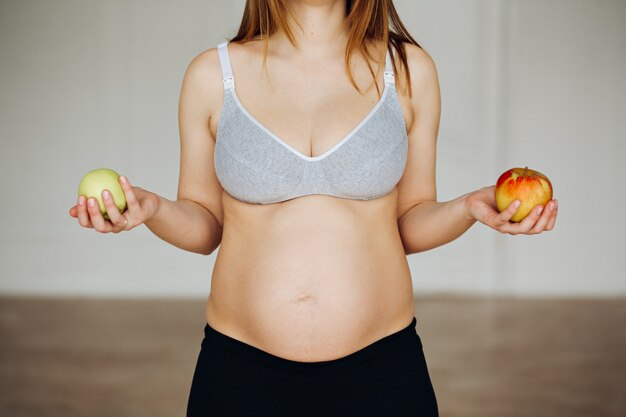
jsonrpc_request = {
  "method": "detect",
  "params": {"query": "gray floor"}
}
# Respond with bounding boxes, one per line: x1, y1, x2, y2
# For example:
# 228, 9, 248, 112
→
0, 295, 624, 417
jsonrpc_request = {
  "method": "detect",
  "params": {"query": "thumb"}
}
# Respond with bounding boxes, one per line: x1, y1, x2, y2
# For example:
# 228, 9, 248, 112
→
509, 200, 521, 212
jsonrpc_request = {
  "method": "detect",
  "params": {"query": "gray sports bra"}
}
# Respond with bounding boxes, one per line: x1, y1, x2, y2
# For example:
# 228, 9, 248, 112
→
214, 40, 408, 205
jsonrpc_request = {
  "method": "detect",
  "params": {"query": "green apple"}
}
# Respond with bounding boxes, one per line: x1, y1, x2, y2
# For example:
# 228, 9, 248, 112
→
78, 168, 127, 220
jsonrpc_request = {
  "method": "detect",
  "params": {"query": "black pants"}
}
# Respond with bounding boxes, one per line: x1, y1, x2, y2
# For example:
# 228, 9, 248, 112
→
186, 316, 439, 417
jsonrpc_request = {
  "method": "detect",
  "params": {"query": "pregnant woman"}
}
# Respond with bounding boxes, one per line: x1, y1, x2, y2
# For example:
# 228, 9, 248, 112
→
70, 0, 558, 415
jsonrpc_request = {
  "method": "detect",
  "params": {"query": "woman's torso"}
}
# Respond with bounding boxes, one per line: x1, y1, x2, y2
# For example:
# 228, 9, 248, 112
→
205, 39, 416, 362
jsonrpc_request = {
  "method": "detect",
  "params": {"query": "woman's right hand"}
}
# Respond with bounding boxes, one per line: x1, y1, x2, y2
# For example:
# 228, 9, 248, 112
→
69, 175, 160, 234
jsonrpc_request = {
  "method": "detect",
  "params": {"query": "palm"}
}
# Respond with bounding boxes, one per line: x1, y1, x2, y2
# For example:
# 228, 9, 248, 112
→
70, 175, 160, 234
467, 186, 498, 223
467, 185, 558, 235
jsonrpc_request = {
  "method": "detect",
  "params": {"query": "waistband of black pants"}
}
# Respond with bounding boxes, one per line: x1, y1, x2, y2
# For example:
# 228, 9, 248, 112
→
202, 316, 419, 374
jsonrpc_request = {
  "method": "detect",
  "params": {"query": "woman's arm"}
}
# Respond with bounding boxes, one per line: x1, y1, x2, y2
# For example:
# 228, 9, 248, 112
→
394, 43, 454, 255
398, 193, 476, 255
393, 44, 559, 255
398, 186, 559, 255
145, 48, 226, 255
71, 174, 221, 255
395, 43, 473, 255
144, 195, 222, 256
69, 50, 223, 255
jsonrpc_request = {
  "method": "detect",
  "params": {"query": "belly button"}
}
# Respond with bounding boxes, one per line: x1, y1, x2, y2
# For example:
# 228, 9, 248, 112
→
291, 294, 316, 304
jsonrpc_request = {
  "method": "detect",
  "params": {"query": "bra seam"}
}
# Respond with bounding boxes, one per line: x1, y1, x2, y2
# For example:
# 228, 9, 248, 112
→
215, 140, 300, 182
214, 90, 234, 146
263, 185, 397, 205
327, 136, 407, 187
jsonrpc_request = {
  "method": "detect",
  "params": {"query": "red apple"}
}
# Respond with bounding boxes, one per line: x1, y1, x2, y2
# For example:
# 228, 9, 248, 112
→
495, 166, 553, 222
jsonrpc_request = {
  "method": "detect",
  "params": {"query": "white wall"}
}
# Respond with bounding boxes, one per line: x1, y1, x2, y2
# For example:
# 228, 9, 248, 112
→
1, 0, 624, 298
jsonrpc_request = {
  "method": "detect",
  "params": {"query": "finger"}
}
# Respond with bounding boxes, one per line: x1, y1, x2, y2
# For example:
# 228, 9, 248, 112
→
87, 196, 111, 232
518, 203, 546, 234
119, 175, 139, 214
118, 176, 138, 229
545, 199, 558, 231
496, 199, 521, 227
76, 195, 94, 228
499, 202, 543, 235
101, 189, 127, 231
529, 201, 556, 233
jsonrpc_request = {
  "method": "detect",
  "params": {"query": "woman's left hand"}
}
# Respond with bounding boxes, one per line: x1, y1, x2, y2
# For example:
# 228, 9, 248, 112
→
465, 185, 558, 235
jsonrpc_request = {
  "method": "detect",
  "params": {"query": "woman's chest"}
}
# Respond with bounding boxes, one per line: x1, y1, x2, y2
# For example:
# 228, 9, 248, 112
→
213, 86, 408, 205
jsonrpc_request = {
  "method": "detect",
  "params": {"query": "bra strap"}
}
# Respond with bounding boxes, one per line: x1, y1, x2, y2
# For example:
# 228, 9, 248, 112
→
217, 41, 235, 90
384, 47, 395, 86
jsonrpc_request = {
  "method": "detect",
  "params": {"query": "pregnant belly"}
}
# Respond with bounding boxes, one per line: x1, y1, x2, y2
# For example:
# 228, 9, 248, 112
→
206, 225, 414, 362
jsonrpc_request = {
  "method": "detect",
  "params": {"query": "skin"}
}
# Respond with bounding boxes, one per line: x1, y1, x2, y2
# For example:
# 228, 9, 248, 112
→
69, 0, 558, 362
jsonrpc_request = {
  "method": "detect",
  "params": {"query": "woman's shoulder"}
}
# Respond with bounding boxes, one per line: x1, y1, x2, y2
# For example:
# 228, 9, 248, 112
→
180, 45, 230, 122
395, 41, 436, 79
393, 41, 439, 100
186, 44, 223, 80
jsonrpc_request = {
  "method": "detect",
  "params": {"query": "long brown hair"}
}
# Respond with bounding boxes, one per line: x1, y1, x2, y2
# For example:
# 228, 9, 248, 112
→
227, 0, 423, 99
